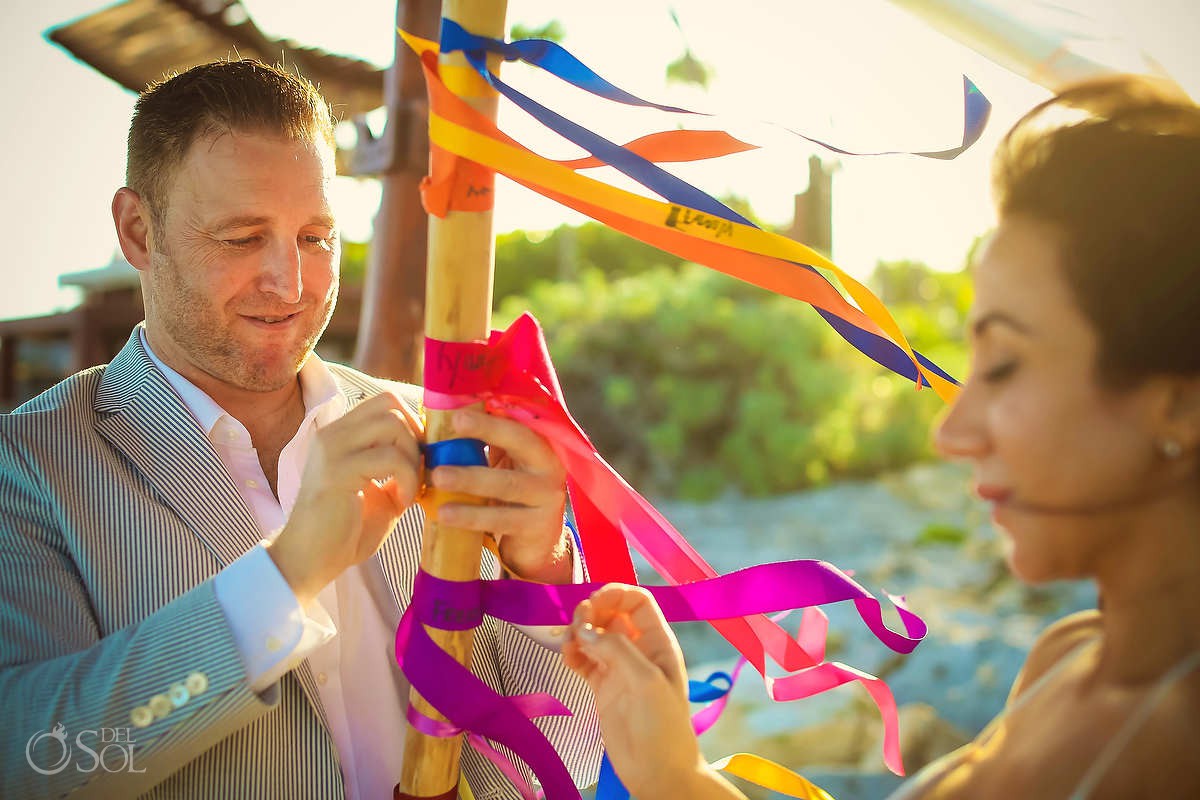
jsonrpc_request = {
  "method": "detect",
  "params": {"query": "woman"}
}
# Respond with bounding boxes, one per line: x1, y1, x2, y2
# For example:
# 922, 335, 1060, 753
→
563, 76, 1200, 799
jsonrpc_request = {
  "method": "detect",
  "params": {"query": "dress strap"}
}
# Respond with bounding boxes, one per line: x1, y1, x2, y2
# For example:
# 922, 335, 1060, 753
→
885, 639, 1098, 800
972, 637, 1099, 749
1069, 648, 1200, 800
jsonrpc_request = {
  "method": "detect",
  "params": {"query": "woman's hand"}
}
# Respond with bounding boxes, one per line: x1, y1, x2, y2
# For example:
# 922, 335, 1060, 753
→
564, 584, 744, 800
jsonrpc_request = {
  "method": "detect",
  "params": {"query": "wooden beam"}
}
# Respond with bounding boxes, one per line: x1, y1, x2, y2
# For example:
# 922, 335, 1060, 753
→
395, 2, 509, 797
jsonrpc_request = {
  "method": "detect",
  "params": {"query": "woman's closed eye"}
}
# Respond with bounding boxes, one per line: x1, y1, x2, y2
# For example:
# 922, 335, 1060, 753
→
980, 360, 1018, 383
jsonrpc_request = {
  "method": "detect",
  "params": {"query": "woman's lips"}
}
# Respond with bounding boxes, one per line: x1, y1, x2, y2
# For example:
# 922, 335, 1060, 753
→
975, 484, 1012, 504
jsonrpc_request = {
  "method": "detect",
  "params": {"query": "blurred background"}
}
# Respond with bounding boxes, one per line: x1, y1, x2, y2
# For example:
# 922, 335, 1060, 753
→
1, 2, 1195, 796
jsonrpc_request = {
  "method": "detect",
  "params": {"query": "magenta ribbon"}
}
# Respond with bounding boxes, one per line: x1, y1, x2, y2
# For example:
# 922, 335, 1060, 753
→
407, 313, 928, 795
406, 695, 568, 800
397, 562, 926, 798
395, 606, 581, 799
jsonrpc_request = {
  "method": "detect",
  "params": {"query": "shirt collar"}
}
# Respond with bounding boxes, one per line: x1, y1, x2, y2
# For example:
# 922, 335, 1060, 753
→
139, 327, 345, 439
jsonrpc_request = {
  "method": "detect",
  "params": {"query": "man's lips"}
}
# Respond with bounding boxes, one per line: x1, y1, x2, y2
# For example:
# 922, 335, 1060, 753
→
240, 310, 303, 327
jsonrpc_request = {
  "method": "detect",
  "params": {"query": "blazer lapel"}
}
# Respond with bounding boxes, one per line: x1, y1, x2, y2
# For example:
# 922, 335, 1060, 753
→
94, 328, 261, 569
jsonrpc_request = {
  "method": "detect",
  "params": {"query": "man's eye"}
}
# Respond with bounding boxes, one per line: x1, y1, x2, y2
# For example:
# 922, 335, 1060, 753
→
303, 234, 336, 251
223, 236, 260, 247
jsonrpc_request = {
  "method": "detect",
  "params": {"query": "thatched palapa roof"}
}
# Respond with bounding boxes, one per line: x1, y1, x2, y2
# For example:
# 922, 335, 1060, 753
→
45, 0, 385, 119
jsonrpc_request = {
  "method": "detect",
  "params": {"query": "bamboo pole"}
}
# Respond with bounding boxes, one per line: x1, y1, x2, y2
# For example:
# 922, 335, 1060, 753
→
396, 2, 508, 799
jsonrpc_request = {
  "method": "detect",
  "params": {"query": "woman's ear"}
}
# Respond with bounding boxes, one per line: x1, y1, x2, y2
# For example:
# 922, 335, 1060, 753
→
1160, 375, 1200, 453
112, 187, 153, 271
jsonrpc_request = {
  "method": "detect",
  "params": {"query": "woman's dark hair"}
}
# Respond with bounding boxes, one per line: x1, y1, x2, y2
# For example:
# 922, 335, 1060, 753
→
992, 75, 1200, 388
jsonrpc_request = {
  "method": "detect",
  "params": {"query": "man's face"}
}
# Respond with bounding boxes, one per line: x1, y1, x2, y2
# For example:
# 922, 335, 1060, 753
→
143, 129, 340, 394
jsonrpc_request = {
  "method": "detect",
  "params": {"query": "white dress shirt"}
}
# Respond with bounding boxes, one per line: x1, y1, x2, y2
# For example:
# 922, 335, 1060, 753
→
142, 329, 408, 800
140, 330, 577, 799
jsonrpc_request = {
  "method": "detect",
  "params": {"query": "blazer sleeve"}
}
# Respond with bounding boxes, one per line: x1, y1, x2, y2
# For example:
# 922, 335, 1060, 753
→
0, 430, 277, 799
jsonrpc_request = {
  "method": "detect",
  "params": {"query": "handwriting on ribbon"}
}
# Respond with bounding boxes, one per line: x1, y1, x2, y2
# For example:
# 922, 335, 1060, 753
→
665, 205, 735, 240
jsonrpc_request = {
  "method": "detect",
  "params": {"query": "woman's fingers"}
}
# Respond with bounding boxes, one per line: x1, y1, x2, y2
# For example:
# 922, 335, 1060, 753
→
570, 584, 689, 690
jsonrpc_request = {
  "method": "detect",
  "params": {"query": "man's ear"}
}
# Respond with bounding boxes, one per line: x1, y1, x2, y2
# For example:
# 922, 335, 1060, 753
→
112, 187, 154, 271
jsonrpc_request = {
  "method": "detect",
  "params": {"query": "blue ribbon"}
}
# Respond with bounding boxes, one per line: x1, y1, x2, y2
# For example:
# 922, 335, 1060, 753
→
438, 19, 970, 388
423, 437, 488, 468
596, 670, 737, 799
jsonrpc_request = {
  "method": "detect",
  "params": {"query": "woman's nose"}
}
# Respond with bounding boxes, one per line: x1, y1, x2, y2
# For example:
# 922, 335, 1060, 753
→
934, 383, 988, 461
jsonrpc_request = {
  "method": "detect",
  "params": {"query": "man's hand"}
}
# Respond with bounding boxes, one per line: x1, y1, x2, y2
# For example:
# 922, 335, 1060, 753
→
267, 391, 423, 605
428, 408, 572, 584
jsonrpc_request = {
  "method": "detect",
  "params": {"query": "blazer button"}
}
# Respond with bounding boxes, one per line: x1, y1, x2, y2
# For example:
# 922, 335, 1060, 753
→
168, 683, 190, 707
185, 672, 209, 696
149, 694, 173, 720
130, 706, 154, 728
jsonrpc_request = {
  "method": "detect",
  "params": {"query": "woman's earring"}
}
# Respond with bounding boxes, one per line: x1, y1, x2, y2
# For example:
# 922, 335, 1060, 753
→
1159, 438, 1184, 459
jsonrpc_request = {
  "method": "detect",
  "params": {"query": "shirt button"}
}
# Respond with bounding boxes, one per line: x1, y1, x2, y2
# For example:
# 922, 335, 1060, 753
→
246, 479, 259, 489
266, 636, 282, 652
549, 626, 565, 638
130, 705, 154, 728
185, 672, 209, 696
168, 683, 190, 707
317, 672, 328, 686
149, 694, 173, 719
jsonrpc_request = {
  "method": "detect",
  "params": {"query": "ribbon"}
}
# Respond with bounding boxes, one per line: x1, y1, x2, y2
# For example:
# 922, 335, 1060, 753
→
595, 612, 837, 800
437, 19, 990, 161
407, 695, 569, 800
416, 312, 922, 780
403, 563, 923, 799
402, 27, 982, 401
394, 20, 971, 798
396, 607, 580, 799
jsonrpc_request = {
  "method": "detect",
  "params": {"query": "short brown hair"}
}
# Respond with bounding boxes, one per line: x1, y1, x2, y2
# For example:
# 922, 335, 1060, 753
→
126, 59, 336, 227
991, 75, 1200, 388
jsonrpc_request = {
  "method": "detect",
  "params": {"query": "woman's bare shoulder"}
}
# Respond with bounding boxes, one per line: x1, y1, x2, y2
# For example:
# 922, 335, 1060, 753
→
1006, 609, 1102, 705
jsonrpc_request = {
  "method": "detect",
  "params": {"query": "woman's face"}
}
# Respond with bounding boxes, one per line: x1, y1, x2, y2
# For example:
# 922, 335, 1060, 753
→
936, 215, 1168, 583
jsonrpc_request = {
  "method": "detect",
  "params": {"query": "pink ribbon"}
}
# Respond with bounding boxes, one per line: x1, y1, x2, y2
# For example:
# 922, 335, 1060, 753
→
420, 313, 922, 775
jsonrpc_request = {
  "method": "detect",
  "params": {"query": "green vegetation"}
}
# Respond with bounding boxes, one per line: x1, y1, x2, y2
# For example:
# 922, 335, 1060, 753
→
494, 222, 687, 300
344, 210, 975, 501
494, 250, 971, 500
915, 522, 970, 548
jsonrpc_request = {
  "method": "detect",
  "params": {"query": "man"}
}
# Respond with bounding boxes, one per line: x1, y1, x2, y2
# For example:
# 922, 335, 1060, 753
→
0, 60, 599, 799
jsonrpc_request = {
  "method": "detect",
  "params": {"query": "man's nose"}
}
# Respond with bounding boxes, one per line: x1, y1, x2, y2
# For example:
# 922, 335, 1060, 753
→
258, 238, 303, 303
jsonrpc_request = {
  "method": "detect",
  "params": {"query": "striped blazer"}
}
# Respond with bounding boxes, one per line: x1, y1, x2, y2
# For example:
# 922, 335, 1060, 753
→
0, 328, 600, 799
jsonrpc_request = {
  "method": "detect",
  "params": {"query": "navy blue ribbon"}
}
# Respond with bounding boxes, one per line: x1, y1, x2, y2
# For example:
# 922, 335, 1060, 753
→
439, 19, 971, 387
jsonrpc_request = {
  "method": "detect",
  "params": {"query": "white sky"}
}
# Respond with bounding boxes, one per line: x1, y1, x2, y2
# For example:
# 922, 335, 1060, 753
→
0, 0, 1195, 320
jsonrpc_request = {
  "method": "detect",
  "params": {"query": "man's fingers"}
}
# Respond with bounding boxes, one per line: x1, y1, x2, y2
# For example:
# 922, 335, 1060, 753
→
321, 392, 422, 451
332, 445, 421, 502
452, 409, 561, 478
435, 502, 548, 538
431, 464, 562, 508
